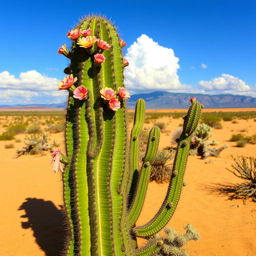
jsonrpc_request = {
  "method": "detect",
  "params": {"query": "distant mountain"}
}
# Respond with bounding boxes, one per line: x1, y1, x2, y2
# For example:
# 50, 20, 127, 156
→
0, 91, 255, 109
128, 91, 256, 109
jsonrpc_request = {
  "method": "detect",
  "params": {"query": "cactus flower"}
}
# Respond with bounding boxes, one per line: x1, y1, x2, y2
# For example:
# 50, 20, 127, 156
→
81, 28, 92, 37
94, 53, 105, 64
123, 58, 129, 67
58, 74, 78, 90
108, 97, 121, 111
118, 87, 130, 99
67, 29, 81, 39
51, 149, 64, 173
58, 44, 69, 56
77, 36, 97, 48
190, 97, 196, 102
120, 39, 126, 47
100, 87, 116, 100
97, 39, 111, 50
73, 86, 88, 100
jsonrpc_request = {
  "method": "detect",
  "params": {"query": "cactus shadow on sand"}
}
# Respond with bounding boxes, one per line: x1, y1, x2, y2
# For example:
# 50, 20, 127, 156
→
18, 198, 69, 256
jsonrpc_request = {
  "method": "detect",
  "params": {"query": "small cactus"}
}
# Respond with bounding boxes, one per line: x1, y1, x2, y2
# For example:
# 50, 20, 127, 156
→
190, 123, 227, 158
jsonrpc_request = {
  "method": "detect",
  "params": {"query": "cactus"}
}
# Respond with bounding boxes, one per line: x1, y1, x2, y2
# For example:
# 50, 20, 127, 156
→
190, 123, 227, 158
56, 15, 203, 256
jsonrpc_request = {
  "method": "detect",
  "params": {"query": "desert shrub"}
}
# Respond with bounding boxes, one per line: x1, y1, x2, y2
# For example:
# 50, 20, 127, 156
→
7, 122, 27, 134
247, 135, 256, 144
150, 224, 199, 256
46, 123, 64, 133
0, 131, 15, 141
15, 139, 21, 143
226, 156, 256, 200
236, 140, 247, 147
5, 143, 14, 149
155, 122, 166, 131
201, 114, 222, 129
16, 133, 53, 157
26, 125, 42, 134
222, 114, 233, 121
150, 151, 173, 183
229, 133, 246, 142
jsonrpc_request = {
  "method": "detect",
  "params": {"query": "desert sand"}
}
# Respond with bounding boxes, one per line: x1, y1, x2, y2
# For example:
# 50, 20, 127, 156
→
0, 111, 256, 256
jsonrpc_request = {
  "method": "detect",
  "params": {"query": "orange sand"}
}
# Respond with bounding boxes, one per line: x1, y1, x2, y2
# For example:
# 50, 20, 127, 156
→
0, 113, 256, 255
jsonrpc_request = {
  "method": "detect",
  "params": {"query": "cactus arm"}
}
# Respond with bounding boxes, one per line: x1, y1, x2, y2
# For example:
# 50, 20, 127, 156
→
134, 238, 162, 256
129, 127, 160, 226
127, 99, 146, 207
133, 101, 202, 237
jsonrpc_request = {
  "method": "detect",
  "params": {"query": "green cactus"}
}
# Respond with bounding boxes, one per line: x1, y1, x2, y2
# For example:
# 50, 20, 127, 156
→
56, 15, 203, 256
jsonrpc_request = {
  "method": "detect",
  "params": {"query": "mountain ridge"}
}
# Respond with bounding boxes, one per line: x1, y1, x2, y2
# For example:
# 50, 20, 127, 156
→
0, 91, 255, 109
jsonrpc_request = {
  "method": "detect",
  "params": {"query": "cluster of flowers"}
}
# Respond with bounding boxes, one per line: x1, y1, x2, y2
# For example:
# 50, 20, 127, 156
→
100, 87, 130, 111
57, 74, 130, 111
58, 28, 128, 66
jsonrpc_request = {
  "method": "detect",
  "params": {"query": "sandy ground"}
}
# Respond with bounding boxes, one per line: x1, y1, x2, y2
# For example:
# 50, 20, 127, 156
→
0, 112, 256, 256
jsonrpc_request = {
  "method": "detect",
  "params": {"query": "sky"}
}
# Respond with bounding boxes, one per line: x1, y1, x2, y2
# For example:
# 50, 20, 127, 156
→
0, 0, 255, 105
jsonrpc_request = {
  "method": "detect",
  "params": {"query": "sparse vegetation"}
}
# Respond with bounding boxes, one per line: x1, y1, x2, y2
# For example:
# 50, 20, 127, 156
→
26, 125, 42, 134
201, 114, 222, 129
225, 156, 256, 201
150, 151, 173, 183
4, 143, 14, 149
150, 224, 199, 256
0, 131, 15, 141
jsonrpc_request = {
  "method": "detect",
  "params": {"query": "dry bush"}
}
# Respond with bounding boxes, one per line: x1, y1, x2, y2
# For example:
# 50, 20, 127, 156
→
226, 156, 256, 201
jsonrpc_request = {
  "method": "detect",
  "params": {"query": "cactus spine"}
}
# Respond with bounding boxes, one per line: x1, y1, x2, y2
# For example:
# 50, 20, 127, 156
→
57, 16, 203, 256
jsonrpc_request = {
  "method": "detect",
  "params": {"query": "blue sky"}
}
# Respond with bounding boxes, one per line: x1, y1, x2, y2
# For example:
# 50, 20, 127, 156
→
0, 0, 255, 105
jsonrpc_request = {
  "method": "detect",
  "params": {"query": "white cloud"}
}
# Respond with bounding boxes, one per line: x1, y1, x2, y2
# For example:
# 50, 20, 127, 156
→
0, 70, 58, 91
124, 34, 190, 93
198, 74, 253, 95
200, 64, 208, 69
0, 70, 67, 105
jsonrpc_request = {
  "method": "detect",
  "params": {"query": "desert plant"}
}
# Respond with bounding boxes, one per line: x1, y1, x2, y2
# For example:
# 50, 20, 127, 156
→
236, 140, 247, 147
152, 224, 199, 256
55, 16, 202, 256
0, 131, 15, 141
201, 114, 222, 129
46, 123, 64, 133
189, 123, 227, 158
7, 122, 27, 134
4, 143, 14, 149
229, 133, 246, 142
26, 125, 42, 134
226, 156, 256, 200
155, 122, 166, 131
16, 133, 52, 157
150, 151, 173, 183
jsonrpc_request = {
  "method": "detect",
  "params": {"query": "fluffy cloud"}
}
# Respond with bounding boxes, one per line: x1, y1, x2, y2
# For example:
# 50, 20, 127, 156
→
0, 70, 58, 91
0, 70, 67, 105
198, 74, 253, 95
124, 34, 189, 93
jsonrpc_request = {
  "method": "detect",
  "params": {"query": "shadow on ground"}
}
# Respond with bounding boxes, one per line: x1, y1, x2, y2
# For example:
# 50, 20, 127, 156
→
19, 198, 69, 256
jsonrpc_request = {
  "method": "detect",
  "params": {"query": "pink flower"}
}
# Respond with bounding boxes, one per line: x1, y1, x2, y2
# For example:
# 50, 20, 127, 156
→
94, 53, 105, 64
77, 36, 97, 48
190, 97, 196, 102
123, 58, 129, 67
108, 97, 121, 111
100, 87, 116, 100
58, 75, 77, 90
97, 39, 111, 50
51, 149, 64, 173
118, 87, 130, 99
73, 86, 88, 100
67, 29, 81, 40
81, 28, 92, 37
58, 44, 69, 56
120, 39, 126, 47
